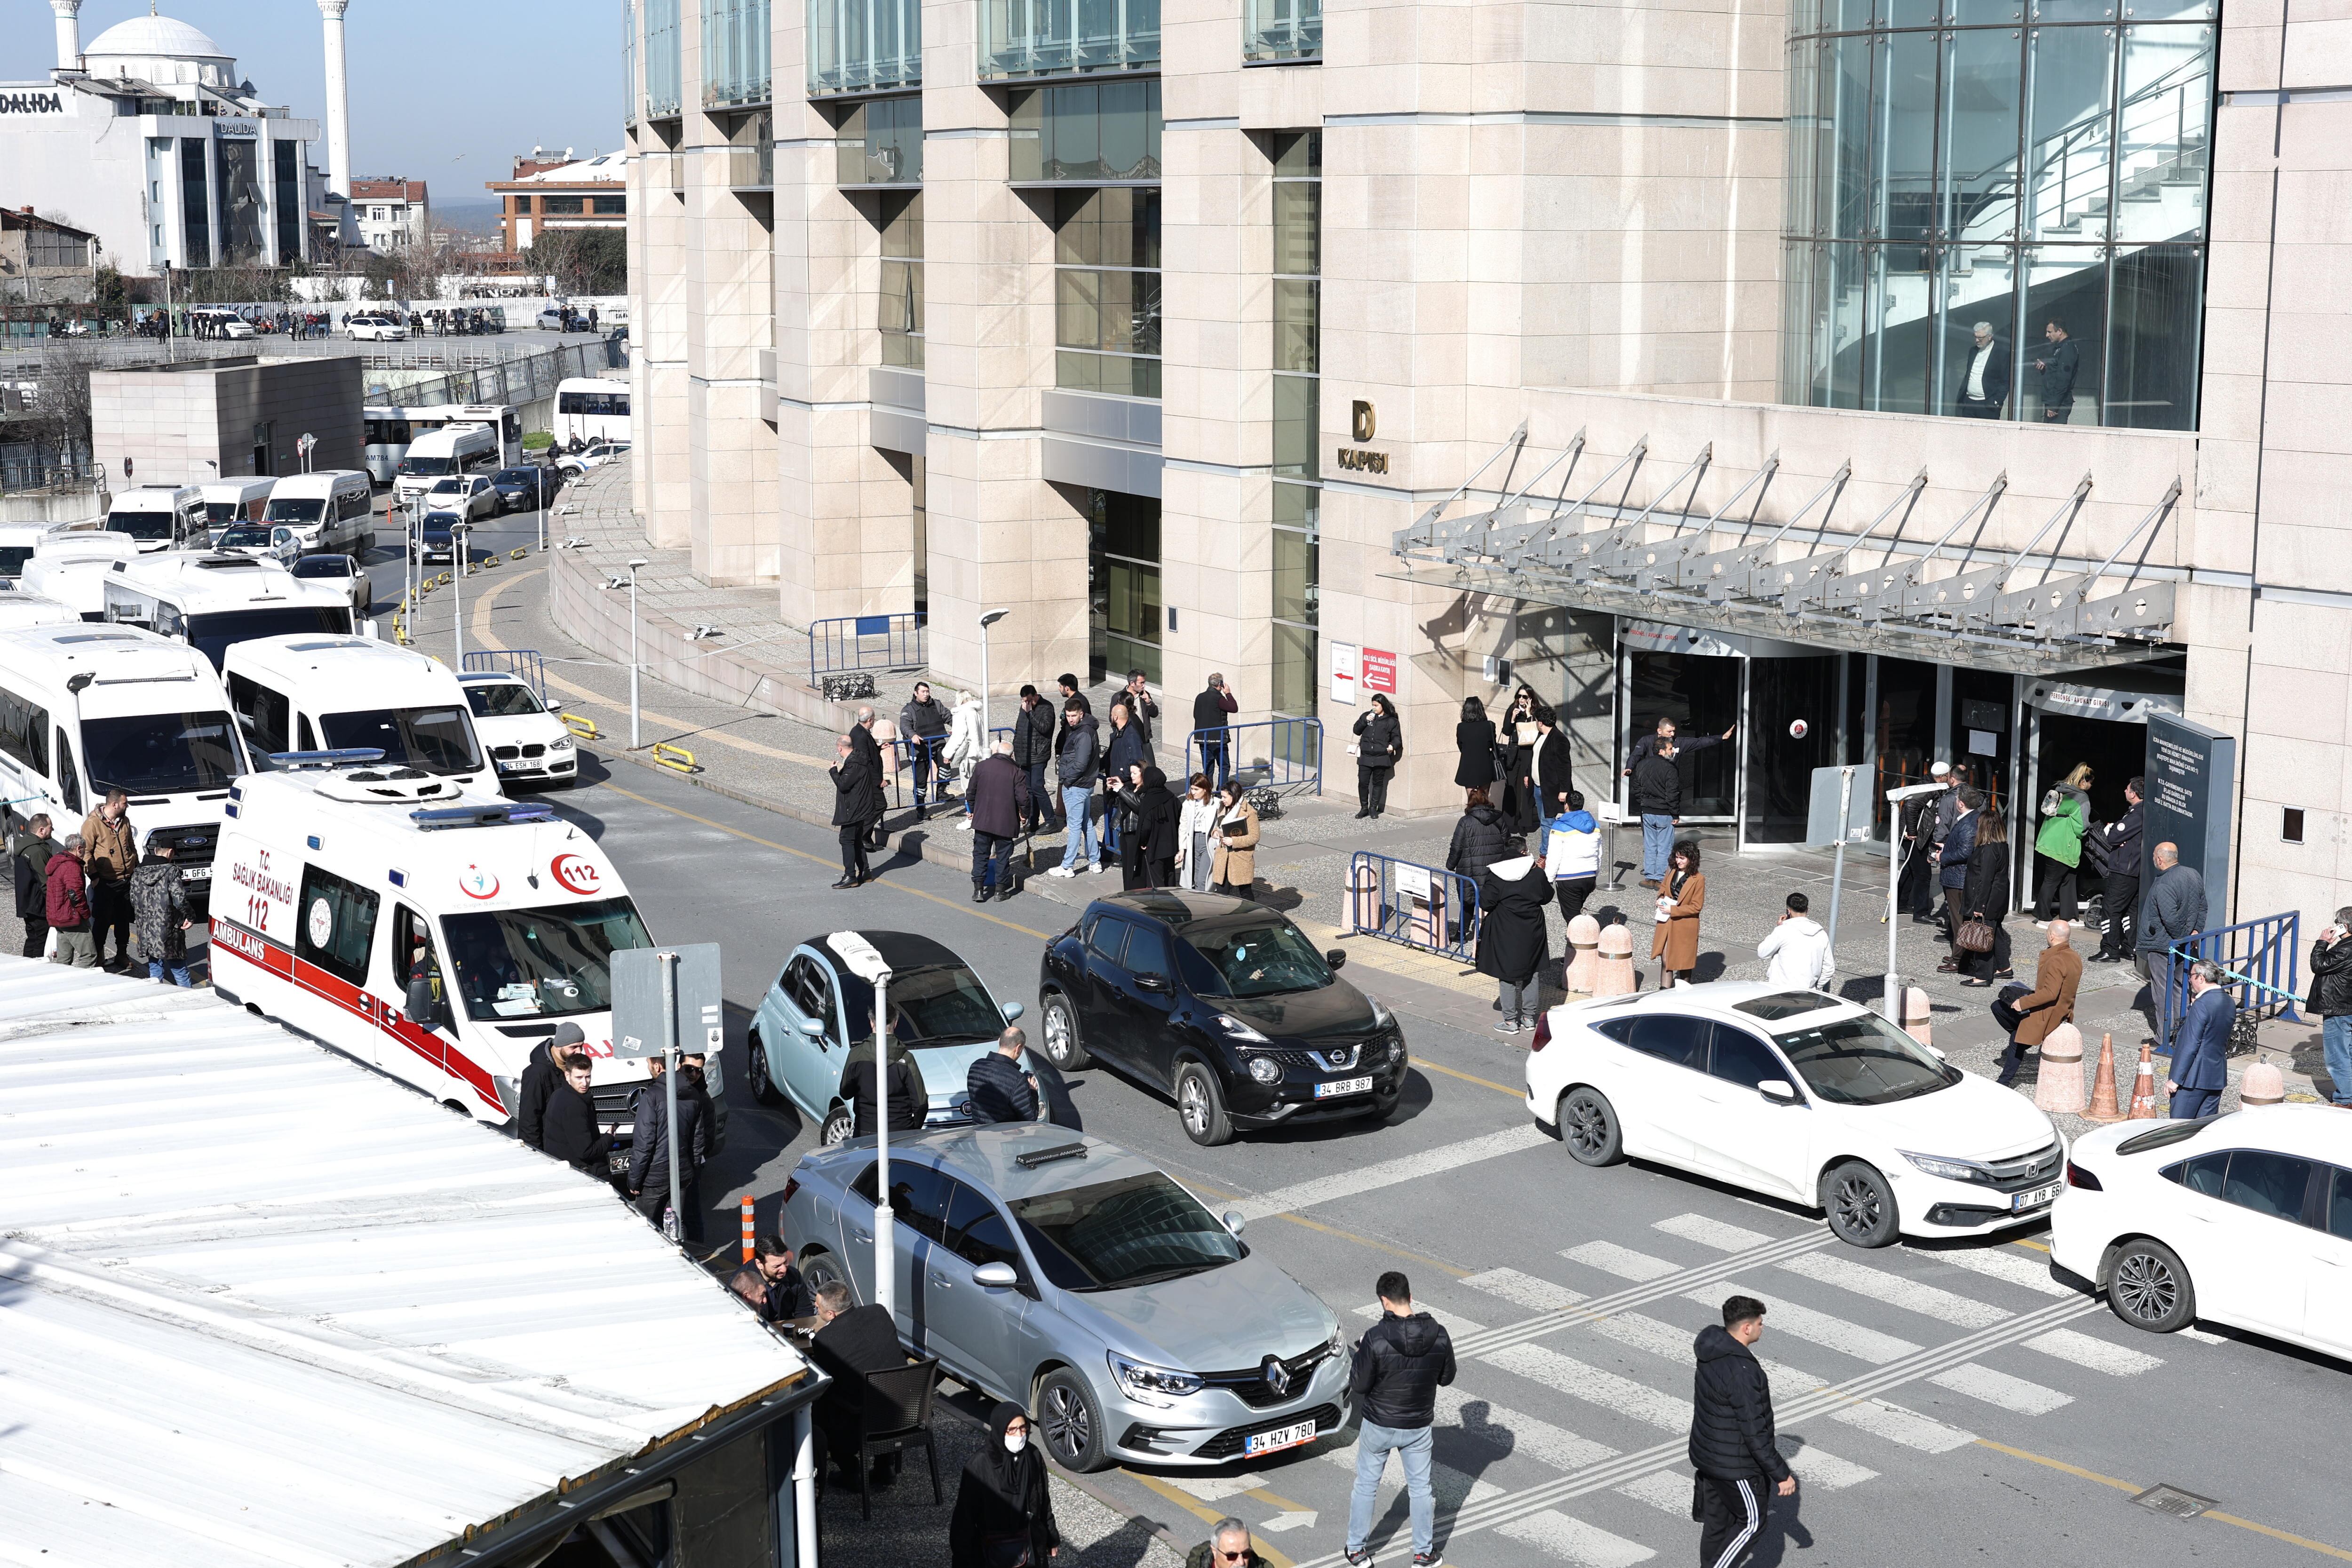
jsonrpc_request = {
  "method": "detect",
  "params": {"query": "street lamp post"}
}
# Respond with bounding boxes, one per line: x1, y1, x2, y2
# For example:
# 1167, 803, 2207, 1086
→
827, 933, 896, 1319
977, 607, 1010, 744
450, 520, 471, 669
606, 557, 649, 749
1883, 780, 1948, 1022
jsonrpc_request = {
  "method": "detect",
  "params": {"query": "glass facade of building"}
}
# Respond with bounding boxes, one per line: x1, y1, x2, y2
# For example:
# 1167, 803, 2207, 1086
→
1246, 0, 1320, 62
644, 0, 684, 117
981, 0, 1160, 80
622, 0, 637, 125
1779, 0, 2214, 430
704, 0, 772, 106
1089, 490, 1162, 684
1016, 83, 1163, 399
808, 0, 922, 95
1270, 131, 1320, 722
837, 96, 923, 184
880, 193, 924, 368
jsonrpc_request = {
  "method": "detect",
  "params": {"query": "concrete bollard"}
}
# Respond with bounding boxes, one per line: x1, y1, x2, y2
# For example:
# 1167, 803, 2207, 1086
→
2240, 1059, 2287, 1107
1344, 861, 1380, 934
2034, 1023, 2086, 1114
1594, 923, 1637, 997
1565, 914, 1602, 994
2127, 1040, 2162, 1119
2085, 1033, 2125, 1122
1903, 986, 1933, 1048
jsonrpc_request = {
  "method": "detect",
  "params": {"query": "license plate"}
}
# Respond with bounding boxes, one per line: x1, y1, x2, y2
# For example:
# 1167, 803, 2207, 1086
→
608, 1151, 632, 1174
2012, 1182, 2062, 1212
1315, 1075, 1375, 1099
181, 866, 212, 883
1243, 1418, 1319, 1457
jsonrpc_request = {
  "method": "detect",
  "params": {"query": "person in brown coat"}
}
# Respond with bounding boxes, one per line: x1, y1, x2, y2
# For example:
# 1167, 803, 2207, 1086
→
81, 789, 137, 971
1209, 780, 1259, 901
1992, 918, 2083, 1085
1652, 839, 1706, 985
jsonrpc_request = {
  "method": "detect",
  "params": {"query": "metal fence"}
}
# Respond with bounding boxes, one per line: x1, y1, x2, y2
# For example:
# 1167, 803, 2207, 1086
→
808, 612, 926, 683
462, 648, 548, 705
1184, 717, 1323, 796
2155, 910, 2303, 1049
1344, 850, 1481, 963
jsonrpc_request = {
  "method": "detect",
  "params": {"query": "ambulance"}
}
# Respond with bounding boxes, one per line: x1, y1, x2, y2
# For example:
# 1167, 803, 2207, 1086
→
209, 757, 699, 1141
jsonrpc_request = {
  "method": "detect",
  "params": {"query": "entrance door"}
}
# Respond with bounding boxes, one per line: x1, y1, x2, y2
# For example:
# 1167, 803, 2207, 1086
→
1623, 651, 1740, 820
1741, 655, 1842, 845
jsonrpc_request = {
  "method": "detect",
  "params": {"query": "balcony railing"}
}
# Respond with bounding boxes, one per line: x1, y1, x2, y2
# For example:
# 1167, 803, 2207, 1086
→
808, 0, 922, 95
980, 0, 1160, 80
1244, 0, 1319, 61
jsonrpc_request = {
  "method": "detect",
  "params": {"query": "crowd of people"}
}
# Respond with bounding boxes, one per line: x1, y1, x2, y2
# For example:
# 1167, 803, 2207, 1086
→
13, 792, 197, 984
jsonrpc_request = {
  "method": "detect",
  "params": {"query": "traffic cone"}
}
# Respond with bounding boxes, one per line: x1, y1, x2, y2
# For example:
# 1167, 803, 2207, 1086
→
2084, 1034, 2125, 1122
740, 1193, 757, 1262
2034, 1023, 2085, 1114
2127, 1041, 2161, 1119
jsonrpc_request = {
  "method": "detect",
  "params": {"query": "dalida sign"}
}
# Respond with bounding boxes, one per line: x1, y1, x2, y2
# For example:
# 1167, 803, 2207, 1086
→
0, 90, 71, 115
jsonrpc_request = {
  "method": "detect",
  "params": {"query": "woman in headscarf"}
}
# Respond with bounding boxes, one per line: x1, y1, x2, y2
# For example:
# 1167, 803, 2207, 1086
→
1129, 765, 1180, 889
950, 1401, 1060, 1567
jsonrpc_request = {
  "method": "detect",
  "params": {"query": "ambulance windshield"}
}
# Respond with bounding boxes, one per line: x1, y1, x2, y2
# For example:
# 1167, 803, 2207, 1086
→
440, 895, 652, 1021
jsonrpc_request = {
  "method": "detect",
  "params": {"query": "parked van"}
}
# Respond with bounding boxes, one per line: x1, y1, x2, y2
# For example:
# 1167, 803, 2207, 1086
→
20, 533, 140, 620
392, 423, 500, 504
263, 470, 375, 555
0, 518, 100, 581
105, 486, 207, 552
223, 635, 493, 789
199, 478, 278, 541
0, 595, 82, 631
209, 761, 667, 1130
102, 552, 358, 669
0, 622, 250, 911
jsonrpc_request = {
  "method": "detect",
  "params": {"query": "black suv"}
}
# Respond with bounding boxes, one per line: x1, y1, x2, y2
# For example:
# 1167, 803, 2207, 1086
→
1037, 891, 1409, 1146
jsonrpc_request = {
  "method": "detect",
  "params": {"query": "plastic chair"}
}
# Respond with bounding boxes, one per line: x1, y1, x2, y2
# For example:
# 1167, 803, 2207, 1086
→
850, 1358, 943, 1519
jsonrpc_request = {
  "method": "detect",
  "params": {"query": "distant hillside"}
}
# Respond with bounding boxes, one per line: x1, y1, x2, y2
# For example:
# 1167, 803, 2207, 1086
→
431, 198, 505, 235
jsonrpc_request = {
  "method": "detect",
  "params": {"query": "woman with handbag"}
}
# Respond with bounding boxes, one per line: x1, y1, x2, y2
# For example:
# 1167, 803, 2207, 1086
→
1476, 836, 1554, 1034
1652, 839, 1706, 987
1351, 693, 1403, 819
1957, 806, 2014, 986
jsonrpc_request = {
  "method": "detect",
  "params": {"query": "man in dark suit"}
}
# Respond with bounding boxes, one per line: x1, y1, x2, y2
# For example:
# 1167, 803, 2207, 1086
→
1953, 321, 2011, 419
809, 1281, 911, 1485
2034, 317, 2081, 423
2168, 959, 2231, 1119
1192, 673, 1239, 785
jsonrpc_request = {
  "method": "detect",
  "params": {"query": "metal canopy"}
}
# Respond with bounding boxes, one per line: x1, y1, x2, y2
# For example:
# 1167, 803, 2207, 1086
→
1390, 441, 2185, 675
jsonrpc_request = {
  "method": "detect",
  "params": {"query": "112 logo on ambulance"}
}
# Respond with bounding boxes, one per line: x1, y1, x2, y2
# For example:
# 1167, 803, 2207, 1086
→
549, 853, 603, 896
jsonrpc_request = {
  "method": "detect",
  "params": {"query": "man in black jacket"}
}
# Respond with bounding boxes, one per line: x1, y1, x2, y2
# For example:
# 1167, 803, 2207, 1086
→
728, 1235, 810, 1324
516, 1022, 588, 1150
1011, 685, 1057, 832
2034, 317, 2081, 423
808, 1281, 909, 1484
1689, 1295, 1795, 1568
13, 813, 54, 960
625, 1055, 707, 1242
1344, 1271, 1455, 1568
899, 681, 951, 819
1193, 672, 1239, 785
830, 732, 878, 889
2088, 777, 2144, 962
1952, 320, 2011, 418
2311, 907, 2352, 1107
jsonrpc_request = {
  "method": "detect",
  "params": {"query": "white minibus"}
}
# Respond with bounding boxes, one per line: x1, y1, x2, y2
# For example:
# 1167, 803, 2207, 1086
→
364, 403, 523, 485
552, 378, 631, 448
263, 470, 375, 555
393, 424, 501, 505
199, 478, 278, 541
102, 552, 358, 669
20, 533, 141, 620
105, 486, 207, 552
0, 518, 100, 581
224, 634, 493, 790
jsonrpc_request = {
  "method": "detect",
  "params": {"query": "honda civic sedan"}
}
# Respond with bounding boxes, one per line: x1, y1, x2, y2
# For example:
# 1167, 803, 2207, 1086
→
781, 1122, 1350, 1472
1526, 984, 2063, 1247
1036, 891, 1408, 1146
2050, 1105, 2352, 1356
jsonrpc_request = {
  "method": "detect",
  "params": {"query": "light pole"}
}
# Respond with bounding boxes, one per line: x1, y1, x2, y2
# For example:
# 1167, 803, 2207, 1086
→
450, 519, 471, 668
827, 932, 897, 1318
606, 557, 648, 748
1883, 780, 1949, 1022
977, 607, 1009, 742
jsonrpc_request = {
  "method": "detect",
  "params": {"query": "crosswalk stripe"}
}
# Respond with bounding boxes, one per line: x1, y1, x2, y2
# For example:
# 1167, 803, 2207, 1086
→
1690, 1283, 1920, 1363
1483, 1342, 1693, 1430
1497, 1508, 1658, 1566
1322, 1441, 1503, 1512
1776, 1251, 2010, 1327
1354, 1302, 1492, 1335
1231, 1124, 1552, 1220
1581, 1310, 1832, 1395
1828, 1397, 1979, 1452
2024, 1325, 2164, 1375
1614, 1471, 1693, 1514
1453, 1228, 1838, 1359
1929, 1361, 2074, 1414
1167, 1472, 1273, 1501
1438, 1387, 1618, 1471
1563, 1240, 1680, 1281
1782, 1441, 1878, 1490
1927, 1244, 2075, 1298
1653, 1213, 1779, 1251
1466, 1266, 1591, 1313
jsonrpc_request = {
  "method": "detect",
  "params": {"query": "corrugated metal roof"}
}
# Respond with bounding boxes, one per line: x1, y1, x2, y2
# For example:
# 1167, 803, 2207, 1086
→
0, 959, 809, 1568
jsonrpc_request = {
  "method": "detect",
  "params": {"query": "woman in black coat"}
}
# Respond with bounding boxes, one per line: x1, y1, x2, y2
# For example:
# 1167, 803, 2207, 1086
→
1125, 765, 1180, 889
1454, 695, 1499, 790
1351, 693, 1403, 819
1475, 838, 1554, 1034
1497, 687, 1545, 832
1958, 805, 2014, 986
950, 1401, 1060, 1568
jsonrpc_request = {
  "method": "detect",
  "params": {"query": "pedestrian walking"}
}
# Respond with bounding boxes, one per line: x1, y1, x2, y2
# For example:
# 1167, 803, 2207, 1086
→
1012, 685, 1057, 833
14, 813, 55, 959
2136, 841, 2207, 1039
1351, 693, 1402, 820
1189, 1518, 1268, 1568
967, 1026, 1041, 1125
1454, 695, 1499, 792
1193, 673, 1238, 784
966, 738, 1033, 902
44, 833, 96, 969
2169, 959, 2232, 1118
2032, 763, 2093, 921
540, 1054, 610, 1173
899, 681, 951, 819
1525, 705, 1573, 822
1498, 686, 1543, 832
728, 1235, 810, 1323
1343, 1271, 1455, 1568
1993, 920, 2081, 1085
1653, 840, 1706, 987
1120, 667, 1161, 747
943, 688, 987, 822
830, 733, 878, 888
2087, 777, 2144, 961
1934, 787, 1981, 960
1477, 838, 1553, 1035
127, 841, 195, 985
1049, 700, 1103, 877
81, 788, 137, 971
1176, 773, 1219, 892
626, 1053, 707, 1242
1957, 804, 2012, 986
1756, 891, 1833, 991
1542, 789, 1601, 928
1629, 725, 1690, 886
1896, 763, 1949, 920
1210, 779, 1259, 900
2310, 911, 2352, 1107
949, 1403, 1061, 1568
516, 1021, 590, 1151
1688, 1295, 1796, 1568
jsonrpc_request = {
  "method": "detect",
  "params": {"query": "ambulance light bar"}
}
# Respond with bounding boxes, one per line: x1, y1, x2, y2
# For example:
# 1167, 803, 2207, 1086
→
269, 748, 388, 770
409, 803, 559, 831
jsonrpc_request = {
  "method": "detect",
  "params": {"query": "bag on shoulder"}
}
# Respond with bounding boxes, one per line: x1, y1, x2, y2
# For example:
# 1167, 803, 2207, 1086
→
2039, 787, 2061, 817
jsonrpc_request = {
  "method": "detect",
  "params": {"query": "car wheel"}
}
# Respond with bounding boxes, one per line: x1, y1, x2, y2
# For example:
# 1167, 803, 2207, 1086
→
819, 1102, 857, 1146
1175, 1060, 1233, 1146
1559, 1087, 1623, 1166
802, 1249, 855, 1305
1040, 993, 1089, 1069
2108, 1238, 2197, 1333
747, 1028, 782, 1106
1035, 1368, 1109, 1472
1821, 1160, 1900, 1248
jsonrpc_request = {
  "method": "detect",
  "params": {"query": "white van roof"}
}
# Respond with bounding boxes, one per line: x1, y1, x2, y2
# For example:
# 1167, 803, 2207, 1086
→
107, 486, 201, 509
0, 623, 223, 717
404, 426, 494, 455
33, 530, 136, 564
0, 594, 81, 630
227, 635, 468, 708
199, 477, 277, 503
267, 470, 371, 496
109, 551, 354, 616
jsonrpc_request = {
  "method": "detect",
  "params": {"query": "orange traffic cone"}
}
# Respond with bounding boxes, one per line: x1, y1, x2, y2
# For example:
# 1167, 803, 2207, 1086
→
2126, 1041, 2161, 1119
2084, 1033, 2125, 1123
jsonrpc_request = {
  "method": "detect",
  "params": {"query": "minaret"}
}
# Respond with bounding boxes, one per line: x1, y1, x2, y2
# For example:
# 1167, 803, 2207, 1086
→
50, 0, 82, 72
318, 0, 353, 199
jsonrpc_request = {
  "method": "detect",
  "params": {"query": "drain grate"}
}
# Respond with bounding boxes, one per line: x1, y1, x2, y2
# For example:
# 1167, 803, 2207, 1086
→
2132, 1483, 2217, 1520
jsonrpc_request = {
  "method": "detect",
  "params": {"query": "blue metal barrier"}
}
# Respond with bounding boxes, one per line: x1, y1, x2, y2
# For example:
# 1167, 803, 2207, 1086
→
1186, 717, 1323, 797
807, 613, 926, 684
1345, 850, 1481, 963
2156, 911, 2302, 1049
461, 648, 547, 705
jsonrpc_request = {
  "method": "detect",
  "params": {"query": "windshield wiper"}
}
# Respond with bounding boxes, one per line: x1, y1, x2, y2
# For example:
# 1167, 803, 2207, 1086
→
1106, 1264, 1223, 1289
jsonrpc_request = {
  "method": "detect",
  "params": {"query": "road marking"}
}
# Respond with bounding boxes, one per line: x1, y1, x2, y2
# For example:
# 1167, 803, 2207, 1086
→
1781, 1441, 1878, 1489
2022, 1326, 2163, 1375
1168, 1473, 1271, 1501
1357, 1303, 1490, 1333
1128, 1473, 1298, 1568
1613, 1471, 1693, 1514
1828, 1397, 1979, 1452
1580, 1310, 1831, 1397
1230, 1124, 1551, 1222
1652, 1213, 1778, 1251
1323, 1440, 1504, 1513
1496, 1509, 1657, 1567
1927, 1361, 2074, 1415
1438, 1386, 1618, 1471
1414, 1057, 1527, 1099
1482, 1342, 1694, 1431
1975, 1439, 2352, 1564
1689, 1283, 1920, 1363
1775, 1251, 2010, 1328
1463, 1267, 1590, 1313
1200, 1182, 1479, 1280
1452, 1227, 1837, 1359
1560, 1241, 1678, 1281
1925, 1244, 2074, 1298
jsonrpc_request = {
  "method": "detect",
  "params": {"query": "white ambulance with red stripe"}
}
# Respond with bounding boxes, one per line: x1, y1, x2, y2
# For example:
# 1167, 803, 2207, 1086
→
208, 754, 666, 1140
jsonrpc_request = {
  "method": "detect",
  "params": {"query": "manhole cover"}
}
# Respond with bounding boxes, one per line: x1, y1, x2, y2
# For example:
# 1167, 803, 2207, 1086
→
2132, 1483, 2217, 1520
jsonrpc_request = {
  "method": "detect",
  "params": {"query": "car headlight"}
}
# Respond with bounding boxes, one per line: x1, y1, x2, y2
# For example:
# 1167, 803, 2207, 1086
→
1247, 1055, 1281, 1085
1108, 1351, 1203, 1403
1212, 1013, 1269, 1043
1362, 992, 1392, 1029
550, 736, 574, 752
704, 1056, 723, 1096
1901, 1150, 1989, 1185
1327, 1324, 1348, 1360
493, 1073, 520, 1122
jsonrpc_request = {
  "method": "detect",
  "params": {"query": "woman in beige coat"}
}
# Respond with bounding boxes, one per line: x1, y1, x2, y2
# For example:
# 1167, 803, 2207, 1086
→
1209, 780, 1260, 901
1652, 839, 1705, 984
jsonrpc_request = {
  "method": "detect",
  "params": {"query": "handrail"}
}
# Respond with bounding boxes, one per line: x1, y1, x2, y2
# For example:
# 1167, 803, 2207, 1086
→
806, 612, 926, 683
2155, 911, 2302, 1049
1345, 850, 1482, 963
1185, 717, 1323, 796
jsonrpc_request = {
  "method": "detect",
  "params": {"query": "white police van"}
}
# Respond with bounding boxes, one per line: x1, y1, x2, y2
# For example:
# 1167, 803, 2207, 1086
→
224, 636, 493, 792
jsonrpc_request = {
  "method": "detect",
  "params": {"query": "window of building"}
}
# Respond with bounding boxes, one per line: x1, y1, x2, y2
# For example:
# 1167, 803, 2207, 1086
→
1270, 131, 1320, 726
1088, 490, 1161, 685
878, 192, 923, 369
836, 95, 923, 186
1009, 79, 1161, 182
703, 0, 772, 106
1246, 0, 1319, 60
643, 0, 683, 116
512, 194, 532, 214
981, 0, 1160, 78
809, 0, 921, 94
273, 139, 301, 262
542, 195, 586, 215
623, 0, 636, 125
1054, 188, 1160, 398
593, 195, 627, 215
1780, 4, 2214, 430
179, 136, 210, 266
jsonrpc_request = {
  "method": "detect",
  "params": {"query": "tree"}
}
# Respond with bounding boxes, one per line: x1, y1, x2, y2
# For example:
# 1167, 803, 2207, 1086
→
526, 228, 627, 295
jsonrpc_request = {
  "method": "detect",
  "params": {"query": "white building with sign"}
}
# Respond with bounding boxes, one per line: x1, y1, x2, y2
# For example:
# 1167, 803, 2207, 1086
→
0, 13, 333, 276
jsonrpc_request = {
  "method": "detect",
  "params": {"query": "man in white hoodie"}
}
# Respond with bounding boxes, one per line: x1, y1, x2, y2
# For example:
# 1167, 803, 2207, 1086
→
1757, 891, 1835, 991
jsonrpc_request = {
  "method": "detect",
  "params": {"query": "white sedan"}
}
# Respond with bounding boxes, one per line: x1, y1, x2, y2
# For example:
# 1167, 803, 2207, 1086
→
460, 673, 577, 788
2050, 1105, 2352, 1355
1526, 983, 2064, 1247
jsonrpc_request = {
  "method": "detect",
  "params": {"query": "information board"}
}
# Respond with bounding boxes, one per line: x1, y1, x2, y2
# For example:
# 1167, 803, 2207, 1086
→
2142, 713, 2235, 900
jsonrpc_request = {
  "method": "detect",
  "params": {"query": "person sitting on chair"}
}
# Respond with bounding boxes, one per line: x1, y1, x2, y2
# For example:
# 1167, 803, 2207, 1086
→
1991, 919, 2082, 1087
809, 1281, 912, 1488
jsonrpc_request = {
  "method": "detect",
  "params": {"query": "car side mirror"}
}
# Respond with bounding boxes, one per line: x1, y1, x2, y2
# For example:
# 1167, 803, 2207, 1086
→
1222, 1211, 1247, 1236
1325, 949, 1348, 970
1757, 1079, 1802, 1106
798, 1016, 826, 1039
1135, 973, 1171, 994
973, 1262, 1019, 1289
1001, 1001, 1025, 1022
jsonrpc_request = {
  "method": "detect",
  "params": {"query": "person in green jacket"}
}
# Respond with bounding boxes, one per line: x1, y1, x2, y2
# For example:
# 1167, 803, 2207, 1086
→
2033, 763, 2093, 921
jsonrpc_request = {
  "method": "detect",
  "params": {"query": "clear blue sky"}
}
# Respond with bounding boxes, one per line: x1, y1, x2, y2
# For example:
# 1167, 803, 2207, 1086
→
2, 1, 623, 204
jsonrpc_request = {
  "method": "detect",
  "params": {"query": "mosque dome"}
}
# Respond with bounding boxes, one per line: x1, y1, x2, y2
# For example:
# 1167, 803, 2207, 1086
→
83, 15, 231, 63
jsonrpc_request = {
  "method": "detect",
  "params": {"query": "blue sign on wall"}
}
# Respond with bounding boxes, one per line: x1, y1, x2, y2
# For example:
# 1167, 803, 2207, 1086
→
2142, 712, 2235, 911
